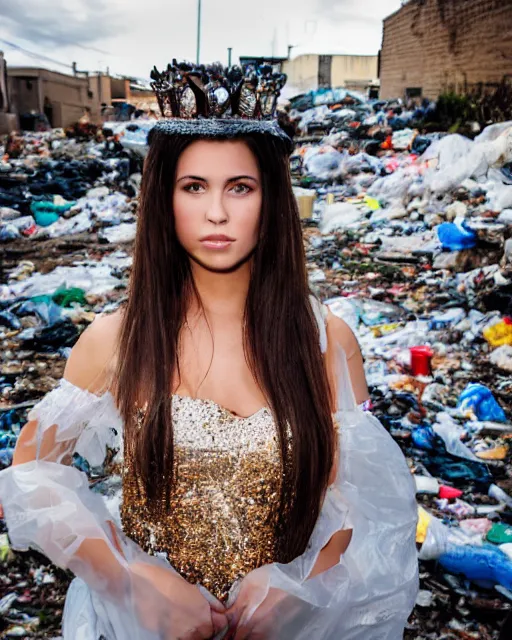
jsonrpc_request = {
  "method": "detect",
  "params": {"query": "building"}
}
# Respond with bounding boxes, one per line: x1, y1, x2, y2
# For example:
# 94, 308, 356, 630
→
282, 54, 379, 96
379, 0, 512, 99
0, 51, 17, 134
7, 67, 104, 128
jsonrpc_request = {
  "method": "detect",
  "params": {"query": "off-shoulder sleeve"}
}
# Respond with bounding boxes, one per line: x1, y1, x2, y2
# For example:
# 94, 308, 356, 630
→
0, 380, 192, 639
228, 346, 419, 639
0, 379, 123, 560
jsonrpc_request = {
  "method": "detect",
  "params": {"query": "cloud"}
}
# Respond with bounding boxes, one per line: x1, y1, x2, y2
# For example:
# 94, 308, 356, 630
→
0, 0, 403, 78
315, 0, 399, 26
0, 0, 124, 52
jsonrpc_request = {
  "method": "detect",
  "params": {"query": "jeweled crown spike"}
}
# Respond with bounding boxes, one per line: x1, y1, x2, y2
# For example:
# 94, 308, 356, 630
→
150, 60, 287, 120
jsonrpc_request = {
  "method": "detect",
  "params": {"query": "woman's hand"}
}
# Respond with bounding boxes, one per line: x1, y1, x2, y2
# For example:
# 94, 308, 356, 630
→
129, 561, 229, 639
227, 586, 290, 640
224, 568, 304, 640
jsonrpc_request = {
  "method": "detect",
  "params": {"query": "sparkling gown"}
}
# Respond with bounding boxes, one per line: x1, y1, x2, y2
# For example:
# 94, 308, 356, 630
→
0, 301, 419, 639
122, 397, 282, 603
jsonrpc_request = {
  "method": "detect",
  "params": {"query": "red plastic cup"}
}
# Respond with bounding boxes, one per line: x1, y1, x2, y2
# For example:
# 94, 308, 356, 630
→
410, 346, 433, 376
439, 485, 463, 500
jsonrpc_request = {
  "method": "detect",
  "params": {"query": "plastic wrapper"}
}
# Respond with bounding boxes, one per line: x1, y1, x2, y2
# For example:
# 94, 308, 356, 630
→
320, 203, 367, 233
304, 148, 345, 181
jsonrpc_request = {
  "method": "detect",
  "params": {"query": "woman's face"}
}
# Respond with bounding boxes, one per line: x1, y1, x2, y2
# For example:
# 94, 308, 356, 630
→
173, 139, 262, 273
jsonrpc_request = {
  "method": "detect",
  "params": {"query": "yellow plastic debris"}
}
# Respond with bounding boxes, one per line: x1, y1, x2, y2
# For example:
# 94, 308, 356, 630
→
476, 445, 509, 461
483, 320, 512, 347
416, 506, 431, 544
364, 195, 381, 211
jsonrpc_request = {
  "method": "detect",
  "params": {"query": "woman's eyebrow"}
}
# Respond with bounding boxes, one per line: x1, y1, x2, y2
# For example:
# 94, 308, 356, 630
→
176, 175, 205, 183
226, 175, 259, 183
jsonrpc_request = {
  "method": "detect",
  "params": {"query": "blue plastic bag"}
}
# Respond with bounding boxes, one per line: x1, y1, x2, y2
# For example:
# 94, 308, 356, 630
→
458, 383, 507, 423
437, 221, 477, 251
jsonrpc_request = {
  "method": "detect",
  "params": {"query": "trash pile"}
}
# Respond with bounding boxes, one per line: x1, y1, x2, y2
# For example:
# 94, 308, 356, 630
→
1, 112, 512, 638
297, 113, 512, 638
0, 127, 142, 637
0, 128, 142, 243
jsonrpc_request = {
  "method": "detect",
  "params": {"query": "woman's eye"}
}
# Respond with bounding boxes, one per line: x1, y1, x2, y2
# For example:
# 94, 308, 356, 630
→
184, 183, 204, 193
231, 183, 251, 195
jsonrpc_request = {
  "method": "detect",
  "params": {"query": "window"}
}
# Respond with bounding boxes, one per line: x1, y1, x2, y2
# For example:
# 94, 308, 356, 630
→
406, 87, 422, 98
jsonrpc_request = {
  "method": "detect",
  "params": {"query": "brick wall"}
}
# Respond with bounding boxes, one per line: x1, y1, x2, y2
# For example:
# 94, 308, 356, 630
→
380, 0, 512, 99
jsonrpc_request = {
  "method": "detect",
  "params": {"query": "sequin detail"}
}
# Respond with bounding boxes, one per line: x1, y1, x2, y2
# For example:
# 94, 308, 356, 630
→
120, 395, 282, 602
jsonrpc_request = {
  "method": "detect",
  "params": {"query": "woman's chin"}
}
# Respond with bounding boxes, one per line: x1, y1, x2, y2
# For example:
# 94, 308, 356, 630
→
190, 252, 250, 274
188, 248, 254, 274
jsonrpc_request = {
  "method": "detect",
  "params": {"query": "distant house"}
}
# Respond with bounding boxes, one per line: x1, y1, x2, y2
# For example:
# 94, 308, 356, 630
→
282, 54, 379, 97
7, 66, 108, 128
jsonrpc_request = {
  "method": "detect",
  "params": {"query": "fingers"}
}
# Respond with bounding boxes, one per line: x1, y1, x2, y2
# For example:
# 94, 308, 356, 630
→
197, 584, 226, 614
232, 624, 250, 640
211, 611, 229, 635
178, 620, 214, 640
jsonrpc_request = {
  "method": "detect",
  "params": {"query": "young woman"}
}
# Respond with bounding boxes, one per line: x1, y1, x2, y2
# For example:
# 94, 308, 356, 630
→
0, 64, 418, 640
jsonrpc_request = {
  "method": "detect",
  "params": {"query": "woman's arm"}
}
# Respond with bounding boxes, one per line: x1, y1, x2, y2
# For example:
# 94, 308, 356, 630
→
324, 308, 370, 407
308, 310, 368, 577
7, 314, 127, 587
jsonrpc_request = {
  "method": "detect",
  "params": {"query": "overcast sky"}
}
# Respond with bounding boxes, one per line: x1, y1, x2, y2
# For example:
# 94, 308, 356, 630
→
0, 0, 403, 80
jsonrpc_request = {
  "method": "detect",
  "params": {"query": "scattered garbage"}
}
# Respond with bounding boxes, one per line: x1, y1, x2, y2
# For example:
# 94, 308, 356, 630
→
2, 109, 512, 638
293, 109, 512, 638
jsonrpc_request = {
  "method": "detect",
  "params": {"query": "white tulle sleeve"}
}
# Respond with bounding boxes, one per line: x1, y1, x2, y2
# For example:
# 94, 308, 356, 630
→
227, 345, 419, 640
0, 380, 200, 639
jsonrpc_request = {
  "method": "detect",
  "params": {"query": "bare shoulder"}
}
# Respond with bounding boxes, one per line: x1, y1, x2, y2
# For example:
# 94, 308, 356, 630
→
325, 308, 360, 360
324, 307, 370, 405
64, 309, 124, 393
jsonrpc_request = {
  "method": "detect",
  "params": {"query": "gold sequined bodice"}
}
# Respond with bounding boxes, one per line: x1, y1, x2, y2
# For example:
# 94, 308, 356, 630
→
120, 395, 282, 602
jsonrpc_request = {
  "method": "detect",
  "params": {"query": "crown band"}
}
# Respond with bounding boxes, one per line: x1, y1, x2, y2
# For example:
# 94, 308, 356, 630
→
150, 117, 293, 151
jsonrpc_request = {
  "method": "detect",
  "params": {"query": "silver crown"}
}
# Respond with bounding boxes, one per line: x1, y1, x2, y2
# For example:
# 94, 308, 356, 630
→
150, 60, 287, 120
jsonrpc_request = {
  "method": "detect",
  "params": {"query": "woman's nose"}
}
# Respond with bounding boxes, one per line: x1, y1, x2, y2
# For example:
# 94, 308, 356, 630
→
206, 193, 228, 224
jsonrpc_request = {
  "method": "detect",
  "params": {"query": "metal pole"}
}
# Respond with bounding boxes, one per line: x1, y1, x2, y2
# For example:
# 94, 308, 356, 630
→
228, 47, 232, 67
196, 0, 202, 64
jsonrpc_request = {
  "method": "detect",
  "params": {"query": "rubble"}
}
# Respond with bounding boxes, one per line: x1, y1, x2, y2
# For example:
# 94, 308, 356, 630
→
1, 109, 512, 637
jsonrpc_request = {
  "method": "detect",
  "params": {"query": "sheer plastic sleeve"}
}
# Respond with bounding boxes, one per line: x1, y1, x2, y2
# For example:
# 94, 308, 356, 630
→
0, 380, 123, 561
227, 346, 419, 639
0, 380, 202, 639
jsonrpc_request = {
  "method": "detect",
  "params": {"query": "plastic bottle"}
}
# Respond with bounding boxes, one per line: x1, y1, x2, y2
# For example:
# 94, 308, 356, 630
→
419, 508, 512, 590
439, 544, 512, 590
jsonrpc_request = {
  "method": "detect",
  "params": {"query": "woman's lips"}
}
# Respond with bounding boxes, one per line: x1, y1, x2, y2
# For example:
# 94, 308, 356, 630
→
200, 235, 235, 250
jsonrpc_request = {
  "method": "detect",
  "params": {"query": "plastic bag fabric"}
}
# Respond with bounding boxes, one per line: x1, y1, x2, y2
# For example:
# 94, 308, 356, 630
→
320, 203, 366, 233
475, 121, 512, 144
367, 168, 414, 205
0, 381, 212, 640
304, 148, 345, 181
0, 323, 418, 639
437, 220, 477, 251
424, 128, 512, 194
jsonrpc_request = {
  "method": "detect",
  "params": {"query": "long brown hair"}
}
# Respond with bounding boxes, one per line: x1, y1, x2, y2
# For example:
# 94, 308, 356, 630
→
116, 129, 335, 561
